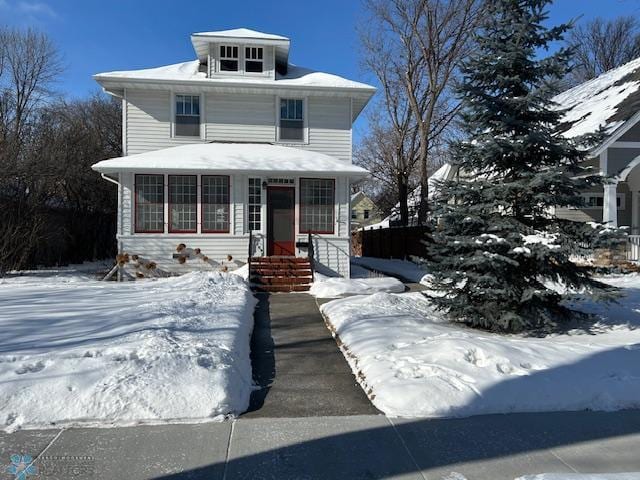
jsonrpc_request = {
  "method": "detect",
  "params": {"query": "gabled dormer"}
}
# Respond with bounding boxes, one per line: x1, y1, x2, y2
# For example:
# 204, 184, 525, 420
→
191, 28, 290, 80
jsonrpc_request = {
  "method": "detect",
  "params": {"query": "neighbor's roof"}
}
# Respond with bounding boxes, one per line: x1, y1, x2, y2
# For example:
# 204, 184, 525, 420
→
554, 56, 640, 143
92, 142, 369, 177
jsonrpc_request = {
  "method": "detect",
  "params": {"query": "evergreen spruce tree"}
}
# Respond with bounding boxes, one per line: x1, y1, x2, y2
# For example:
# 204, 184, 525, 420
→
425, 0, 623, 332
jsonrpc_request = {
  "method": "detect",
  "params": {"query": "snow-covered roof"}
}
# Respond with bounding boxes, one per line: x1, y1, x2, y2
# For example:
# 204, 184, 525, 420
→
554, 56, 640, 142
191, 28, 289, 41
92, 142, 369, 177
95, 61, 375, 91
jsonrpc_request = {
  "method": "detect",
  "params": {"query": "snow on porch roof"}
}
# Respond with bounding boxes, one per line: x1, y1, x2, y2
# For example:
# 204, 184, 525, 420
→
92, 142, 369, 177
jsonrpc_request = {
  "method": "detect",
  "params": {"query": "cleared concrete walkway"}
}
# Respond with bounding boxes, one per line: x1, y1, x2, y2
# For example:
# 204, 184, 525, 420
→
2, 410, 640, 479
244, 292, 378, 417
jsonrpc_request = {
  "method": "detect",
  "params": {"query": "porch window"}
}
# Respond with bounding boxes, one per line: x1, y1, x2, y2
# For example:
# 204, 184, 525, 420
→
168, 175, 197, 233
245, 47, 263, 73
248, 177, 262, 231
175, 94, 200, 137
279, 98, 304, 141
202, 175, 230, 233
220, 45, 239, 71
300, 178, 335, 234
135, 174, 164, 233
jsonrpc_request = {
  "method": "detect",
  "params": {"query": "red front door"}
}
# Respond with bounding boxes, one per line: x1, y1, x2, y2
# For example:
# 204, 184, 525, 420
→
267, 187, 295, 256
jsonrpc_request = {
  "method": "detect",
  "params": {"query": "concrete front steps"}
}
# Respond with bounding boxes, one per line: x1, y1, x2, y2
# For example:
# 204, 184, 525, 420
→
249, 256, 313, 292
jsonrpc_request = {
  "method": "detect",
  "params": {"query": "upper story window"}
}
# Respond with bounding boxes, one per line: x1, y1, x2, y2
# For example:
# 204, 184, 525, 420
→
245, 47, 264, 73
279, 98, 304, 142
175, 94, 200, 137
364, 209, 370, 219
220, 45, 239, 72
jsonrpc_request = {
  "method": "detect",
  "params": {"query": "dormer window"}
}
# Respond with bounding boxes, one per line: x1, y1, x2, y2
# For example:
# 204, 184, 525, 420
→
220, 45, 238, 72
245, 47, 263, 73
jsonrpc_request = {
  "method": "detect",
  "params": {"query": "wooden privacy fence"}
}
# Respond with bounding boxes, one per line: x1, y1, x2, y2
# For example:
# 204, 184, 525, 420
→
352, 226, 430, 260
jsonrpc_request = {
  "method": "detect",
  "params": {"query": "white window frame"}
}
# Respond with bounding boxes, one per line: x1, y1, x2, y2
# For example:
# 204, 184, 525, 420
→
171, 92, 205, 140
276, 96, 308, 144
581, 193, 625, 210
218, 44, 240, 73
247, 177, 263, 233
244, 46, 264, 74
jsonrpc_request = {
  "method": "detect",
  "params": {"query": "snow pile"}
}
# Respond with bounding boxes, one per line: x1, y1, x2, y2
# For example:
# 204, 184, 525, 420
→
309, 272, 404, 298
320, 275, 640, 417
553, 57, 640, 139
517, 475, 640, 480
352, 257, 429, 284
92, 142, 368, 175
0, 272, 257, 431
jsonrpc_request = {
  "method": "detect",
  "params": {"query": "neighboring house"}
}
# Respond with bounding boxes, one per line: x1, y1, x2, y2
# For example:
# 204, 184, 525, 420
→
550, 56, 640, 233
350, 191, 382, 230
363, 164, 454, 230
91, 28, 375, 279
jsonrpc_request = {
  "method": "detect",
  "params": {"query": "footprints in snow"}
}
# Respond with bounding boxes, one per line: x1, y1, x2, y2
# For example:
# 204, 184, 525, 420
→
14, 361, 45, 375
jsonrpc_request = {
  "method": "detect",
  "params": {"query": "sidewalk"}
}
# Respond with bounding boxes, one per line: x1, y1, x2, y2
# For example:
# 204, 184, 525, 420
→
244, 292, 378, 417
2, 410, 640, 479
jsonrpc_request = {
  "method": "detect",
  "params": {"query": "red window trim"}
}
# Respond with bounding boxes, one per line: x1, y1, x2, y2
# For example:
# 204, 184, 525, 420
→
168, 174, 198, 234
134, 174, 165, 234
201, 175, 231, 234
299, 177, 335, 235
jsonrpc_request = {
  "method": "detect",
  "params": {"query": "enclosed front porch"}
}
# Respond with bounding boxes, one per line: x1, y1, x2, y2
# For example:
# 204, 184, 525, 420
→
92, 142, 367, 277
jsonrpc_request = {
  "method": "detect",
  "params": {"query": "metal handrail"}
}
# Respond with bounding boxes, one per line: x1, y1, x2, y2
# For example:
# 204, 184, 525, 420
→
307, 232, 314, 280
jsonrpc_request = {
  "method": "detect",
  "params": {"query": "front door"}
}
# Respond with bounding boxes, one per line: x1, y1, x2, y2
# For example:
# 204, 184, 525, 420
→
267, 187, 295, 256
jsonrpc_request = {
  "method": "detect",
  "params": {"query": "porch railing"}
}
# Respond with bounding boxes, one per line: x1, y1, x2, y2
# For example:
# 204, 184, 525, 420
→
628, 235, 640, 261
308, 232, 315, 280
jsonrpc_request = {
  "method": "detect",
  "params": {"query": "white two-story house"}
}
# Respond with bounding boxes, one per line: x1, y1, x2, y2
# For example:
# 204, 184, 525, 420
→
92, 28, 375, 280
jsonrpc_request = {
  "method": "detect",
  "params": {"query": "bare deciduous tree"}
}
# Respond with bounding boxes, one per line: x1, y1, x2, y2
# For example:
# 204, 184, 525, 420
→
567, 16, 640, 85
359, 0, 482, 226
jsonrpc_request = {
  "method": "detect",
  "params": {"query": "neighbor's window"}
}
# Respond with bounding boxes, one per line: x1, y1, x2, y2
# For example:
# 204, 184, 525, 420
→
202, 175, 230, 233
583, 194, 623, 209
168, 175, 197, 233
245, 47, 264, 73
351, 209, 357, 219
279, 98, 304, 141
220, 45, 239, 71
248, 177, 262, 231
300, 178, 335, 234
175, 94, 200, 137
364, 209, 370, 220
135, 174, 164, 233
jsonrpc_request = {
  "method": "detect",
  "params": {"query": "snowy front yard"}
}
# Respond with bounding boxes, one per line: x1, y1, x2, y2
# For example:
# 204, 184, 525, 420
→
320, 275, 640, 418
0, 268, 257, 431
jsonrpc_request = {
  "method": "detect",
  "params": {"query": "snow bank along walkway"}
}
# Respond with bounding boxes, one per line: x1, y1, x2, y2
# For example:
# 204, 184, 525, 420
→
244, 292, 379, 417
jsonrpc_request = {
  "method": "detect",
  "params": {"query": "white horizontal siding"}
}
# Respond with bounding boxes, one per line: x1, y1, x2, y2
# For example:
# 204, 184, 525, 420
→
206, 93, 275, 142
301, 97, 352, 162
126, 90, 203, 155
119, 235, 250, 268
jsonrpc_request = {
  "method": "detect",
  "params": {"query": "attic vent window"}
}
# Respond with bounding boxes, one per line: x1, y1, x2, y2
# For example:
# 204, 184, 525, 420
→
245, 47, 263, 73
220, 45, 239, 72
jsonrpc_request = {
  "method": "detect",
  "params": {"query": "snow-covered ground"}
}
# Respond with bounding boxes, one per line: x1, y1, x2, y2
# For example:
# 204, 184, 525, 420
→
351, 256, 429, 283
0, 267, 257, 431
309, 271, 405, 298
320, 275, 640, 418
